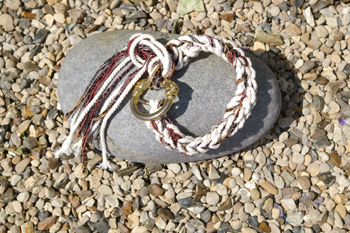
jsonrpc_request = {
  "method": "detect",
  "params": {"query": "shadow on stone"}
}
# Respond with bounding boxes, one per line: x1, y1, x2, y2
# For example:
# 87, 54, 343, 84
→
204, 53, 273, 156
233, 45, 304, 158
58, 30, 286, 163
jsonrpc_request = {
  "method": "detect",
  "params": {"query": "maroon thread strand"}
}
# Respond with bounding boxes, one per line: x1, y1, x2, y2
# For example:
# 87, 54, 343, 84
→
75, 51, 128, 136
78, 44, 160, 163
158, 46, 250, 153
68, 37, 252, 167
64, 51, 125, 120
83, 51, 128, 110
79, 64, 135, 155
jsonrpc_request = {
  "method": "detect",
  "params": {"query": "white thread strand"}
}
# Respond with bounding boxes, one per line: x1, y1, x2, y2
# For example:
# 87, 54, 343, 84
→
147, 34, 257, 156
54, 57, 131, 158
55, 34, 257, 169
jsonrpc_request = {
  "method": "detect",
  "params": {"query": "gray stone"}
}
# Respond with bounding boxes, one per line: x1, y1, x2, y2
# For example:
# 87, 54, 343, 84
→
19, 19, 31, 29
48, 109, 58, 119
343, 64, 350, 76
0, 177, 8, 195
33, 29, 49, 44
0, 126, 7, 144
183, 20, 195, 30
200, 210, 211, 223
23, 137, 39, 149
126, 11, 147, 20
57, 30, 281, 163
155, 18, 166, 30
167, 0, 177, 12
248, 216, 259, 228
292, 0, 304, 7
286, 211, 303, 225
278, 117, 296, 128
118, 3, 137, 12
300, 61, 316, 74
38, 211, 50, 222
76, 226, 91, 233
88, 221, 109, 233
312, 0, 331, 13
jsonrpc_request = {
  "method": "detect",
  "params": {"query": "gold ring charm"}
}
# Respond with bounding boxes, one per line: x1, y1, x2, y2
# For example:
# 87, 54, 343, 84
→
130, 79, 179, 121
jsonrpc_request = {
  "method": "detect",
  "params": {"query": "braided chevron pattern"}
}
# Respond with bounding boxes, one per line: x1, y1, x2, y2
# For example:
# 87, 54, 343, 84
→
145, 35, 257, 156
55, 33, 257, 169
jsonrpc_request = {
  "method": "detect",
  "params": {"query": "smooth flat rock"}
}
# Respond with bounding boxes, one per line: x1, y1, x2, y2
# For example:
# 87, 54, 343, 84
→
58, 30, 281, 163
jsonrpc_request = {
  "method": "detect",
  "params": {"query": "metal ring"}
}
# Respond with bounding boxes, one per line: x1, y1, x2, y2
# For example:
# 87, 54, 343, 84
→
130, 79, 179, 121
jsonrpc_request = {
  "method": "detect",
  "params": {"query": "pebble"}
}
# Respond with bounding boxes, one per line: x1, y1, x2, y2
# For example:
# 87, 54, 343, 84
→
220, 13, 234, 22
335, 204, 346, 218
343, 64, 350, 76
338, 175, 350, 187
261, 181, 278, 195
0, 14, 14, 31
281, 198, 296, 210
300, 61, 316, 74
278, 117, 296, 128
155, 18, 166, 30
0, 188, 14, 203
23, 137, 39, 149
16, 120, 31, 135
158, 208, 174, 220
183, 20, 194, 30
250, 188, 261, 200
168, 164, 181, 174
218, 198, 232, 211
46, 188, 56, 199
315, 26, 329, 38
76, 226, 91, 233
99, 185, 113, 196
21, 222, 34, 233
242, 228, 258, 233
148, 184, 164, 197
0, 0, 347, 232
11, 201, 22, 212
105, 195, 119, 207
206, 192, 219, 205
33, 29, 49, 44
249, 216, 259, 228
272, 208, 280, 219
208, 165, 220, 179
150, 11, 162, 20
309, 209, 321, 223
286, 23, 301, 36
244, 202, 255, 213
195, 12, 207, 21
252, 41, 265, 56
258, 222, 271, 233
304, 7, 315, 26
286, 212, 303, 225
297, 176, 311, 190
255, 30, 283, 45
37, 216, 57, 231
15, 158, 31, 173
307, 163, 320, 176
6, 0, 21, 10
69, 35, 83, 46
74, 165, 88, 179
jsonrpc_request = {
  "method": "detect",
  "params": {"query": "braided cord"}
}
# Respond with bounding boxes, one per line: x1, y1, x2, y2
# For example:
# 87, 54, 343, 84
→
146, 35, 257, 156
55, 33, 257, 169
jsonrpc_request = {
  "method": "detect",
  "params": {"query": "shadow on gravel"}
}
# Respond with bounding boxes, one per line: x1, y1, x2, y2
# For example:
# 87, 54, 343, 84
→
187, 43, 304, 233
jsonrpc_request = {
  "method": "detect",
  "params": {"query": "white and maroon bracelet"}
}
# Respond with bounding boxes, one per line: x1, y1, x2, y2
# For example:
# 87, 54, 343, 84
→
54, 34, 257, 169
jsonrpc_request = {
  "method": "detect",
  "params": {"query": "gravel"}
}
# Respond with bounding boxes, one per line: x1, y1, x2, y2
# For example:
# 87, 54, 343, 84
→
0, 0, 350, 232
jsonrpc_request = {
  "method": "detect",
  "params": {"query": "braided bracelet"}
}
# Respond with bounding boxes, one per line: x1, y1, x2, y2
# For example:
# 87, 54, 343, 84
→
54, 34, 257, 169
